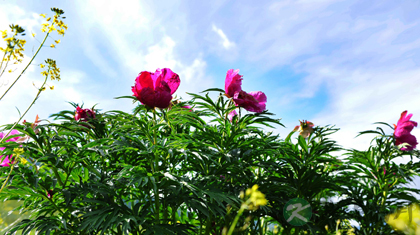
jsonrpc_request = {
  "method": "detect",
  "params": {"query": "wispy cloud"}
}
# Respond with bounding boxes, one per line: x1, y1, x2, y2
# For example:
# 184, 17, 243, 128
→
212, 24, 235, 50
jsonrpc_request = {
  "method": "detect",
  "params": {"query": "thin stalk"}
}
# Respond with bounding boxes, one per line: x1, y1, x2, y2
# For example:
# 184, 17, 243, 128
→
153, 181, 160, 224
0, 65, 49, 144
0, 160, 16, 194
227, 205, 245, 235
0, 53, 12, 78
0, 31, 50, 101
373, 183, 389, 235
204, 215, 213, 235
0, 75, 48, 194
0, 48, 8, 72
52, 167, 64, 187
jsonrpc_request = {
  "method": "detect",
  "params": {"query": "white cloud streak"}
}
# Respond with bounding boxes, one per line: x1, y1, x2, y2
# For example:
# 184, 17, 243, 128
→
212, 24, 235, 49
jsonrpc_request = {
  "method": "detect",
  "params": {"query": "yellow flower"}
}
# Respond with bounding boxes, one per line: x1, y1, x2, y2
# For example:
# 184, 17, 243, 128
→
41, 87, 46, 91
20, 157, 28, 165
48, 25, 56, 33
40, 14, 46, 18
41, 71, 48, 76
50, 86, 54, 90
50, 44, 55, 48
386, 203, 420, 234
32, 32, 36, 37
13, 148, 24, 156
40, 64, 45, 68
46, 17, 51, 22
54, 40, 60, 44
244, 185, 267, 211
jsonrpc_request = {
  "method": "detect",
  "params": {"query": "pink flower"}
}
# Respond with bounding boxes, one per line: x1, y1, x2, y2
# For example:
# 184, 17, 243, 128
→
233, 91, 267, 113
75, 107, 96, 122
181, 105, 193, 112
225, 69, 243, 98
0, 130, 21, 167
293, 120, 315, 138
394, 110, 418, 151
47, 189, 54, 198
224, 69, 267, 113
132, 68, 180, 109
228, 110, 238, 122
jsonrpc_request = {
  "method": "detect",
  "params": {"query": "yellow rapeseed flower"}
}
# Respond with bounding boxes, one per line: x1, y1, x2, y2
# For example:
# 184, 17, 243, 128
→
40, 14, 46, 18
41, 71, 48, 76
50, 44, 55, 48
48, 25, 56, 33
32, 32, 36, 37
46, 17, 51, 22
20, 157, 28, 165
55, 40, 60, 44
386, 203, 420, 234
40, 64, 45, 68
41, 87, 46, 91
50, 86, 54, 90
244, 185, 267, 211
13, 148, 24, 156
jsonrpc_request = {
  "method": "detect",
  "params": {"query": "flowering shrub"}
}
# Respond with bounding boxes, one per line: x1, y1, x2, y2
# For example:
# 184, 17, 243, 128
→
0, 10, 419, 235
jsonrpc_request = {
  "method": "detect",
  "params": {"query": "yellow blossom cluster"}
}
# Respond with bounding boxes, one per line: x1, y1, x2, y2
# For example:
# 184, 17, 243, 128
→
40, 9, 68, 41
240, 185, 268, 211
386, 203, 420, 234
40, 58, 61, 82
0, 25, 26, 66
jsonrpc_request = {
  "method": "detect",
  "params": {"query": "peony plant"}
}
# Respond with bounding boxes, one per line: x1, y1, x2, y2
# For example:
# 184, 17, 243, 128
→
0, 9, 419, 235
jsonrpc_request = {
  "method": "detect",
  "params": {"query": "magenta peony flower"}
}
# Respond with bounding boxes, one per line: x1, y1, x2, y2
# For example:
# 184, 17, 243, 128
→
233, 90, 267, 113
394, 110, 418, 151
228, 110, 238, 122
132, 68, 180, 109
225, 69, 243, 98
75, 106, 96, 122
0, 130, 21, 167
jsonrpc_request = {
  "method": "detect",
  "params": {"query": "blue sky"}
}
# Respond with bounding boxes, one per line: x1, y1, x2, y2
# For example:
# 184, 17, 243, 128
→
1, 0, 420, 155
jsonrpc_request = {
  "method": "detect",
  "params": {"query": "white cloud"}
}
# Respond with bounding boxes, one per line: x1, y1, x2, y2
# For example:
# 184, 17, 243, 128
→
73, 0, 214, 107
212, 24, 235, 50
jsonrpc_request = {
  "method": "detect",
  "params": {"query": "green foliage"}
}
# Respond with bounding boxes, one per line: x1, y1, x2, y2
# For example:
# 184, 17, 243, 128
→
0, 91, 419, 234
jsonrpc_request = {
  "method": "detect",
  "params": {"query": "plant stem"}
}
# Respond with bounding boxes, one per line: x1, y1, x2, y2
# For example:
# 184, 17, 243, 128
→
1, 73, 48, 144
227, 205, 246, 235
0, 31, 50, 101
0, 75, 48, 194
0, 160, 16, 194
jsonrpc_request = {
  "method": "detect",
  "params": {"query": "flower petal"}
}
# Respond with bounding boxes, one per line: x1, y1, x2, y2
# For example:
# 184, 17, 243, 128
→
159, 68, 180, 95
225, 69, 243, 98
